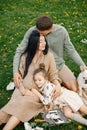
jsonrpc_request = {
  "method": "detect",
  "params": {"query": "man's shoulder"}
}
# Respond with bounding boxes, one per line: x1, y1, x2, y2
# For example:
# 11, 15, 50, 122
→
53, 24, 66, 32
24, 26, 37, 38
26, 26, 37, 33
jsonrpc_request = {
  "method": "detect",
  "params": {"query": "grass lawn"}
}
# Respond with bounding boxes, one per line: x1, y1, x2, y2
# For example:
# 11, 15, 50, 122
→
0, 0, 87, 129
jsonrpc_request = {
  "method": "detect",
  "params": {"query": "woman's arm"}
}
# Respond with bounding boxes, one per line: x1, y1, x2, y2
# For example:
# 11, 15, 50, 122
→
47, 52, 62, 98
47, 52, 62, 83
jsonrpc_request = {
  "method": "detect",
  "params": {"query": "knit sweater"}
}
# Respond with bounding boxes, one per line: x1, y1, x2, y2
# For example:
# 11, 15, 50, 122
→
13, 24, 85, 73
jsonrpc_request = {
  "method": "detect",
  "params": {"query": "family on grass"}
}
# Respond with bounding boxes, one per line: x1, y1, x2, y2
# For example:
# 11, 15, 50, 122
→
0, 16, 87, 130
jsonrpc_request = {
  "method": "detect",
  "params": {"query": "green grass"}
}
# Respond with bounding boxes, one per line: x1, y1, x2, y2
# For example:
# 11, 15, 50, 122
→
0, 0, 87, 129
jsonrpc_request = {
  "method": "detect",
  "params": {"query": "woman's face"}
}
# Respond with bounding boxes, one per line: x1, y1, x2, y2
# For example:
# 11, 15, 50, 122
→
38, 35, 46, 51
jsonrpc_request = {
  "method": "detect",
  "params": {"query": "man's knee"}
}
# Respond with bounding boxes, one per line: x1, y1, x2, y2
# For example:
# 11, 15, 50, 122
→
63, 80, 78, 92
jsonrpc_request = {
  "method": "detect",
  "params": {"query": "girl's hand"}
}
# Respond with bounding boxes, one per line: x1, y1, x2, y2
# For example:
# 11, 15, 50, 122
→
24, 89, 34, 96
52, 84, 61, 99
32, 88, 42, 98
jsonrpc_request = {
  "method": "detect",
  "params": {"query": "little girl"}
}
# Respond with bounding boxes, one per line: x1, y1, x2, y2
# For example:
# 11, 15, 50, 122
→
32, 63, 87, 126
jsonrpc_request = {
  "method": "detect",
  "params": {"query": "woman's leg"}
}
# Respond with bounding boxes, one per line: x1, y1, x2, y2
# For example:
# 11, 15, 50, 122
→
0, 110, 11, 125
2, 116, 20, 130
59, 65, 78, 92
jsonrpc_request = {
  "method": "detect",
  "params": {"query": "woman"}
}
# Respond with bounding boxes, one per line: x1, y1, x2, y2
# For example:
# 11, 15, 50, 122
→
0, 30, 61, 130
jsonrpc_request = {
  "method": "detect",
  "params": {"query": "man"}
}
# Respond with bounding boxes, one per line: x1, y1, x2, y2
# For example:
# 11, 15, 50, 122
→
13, 16, 87, 93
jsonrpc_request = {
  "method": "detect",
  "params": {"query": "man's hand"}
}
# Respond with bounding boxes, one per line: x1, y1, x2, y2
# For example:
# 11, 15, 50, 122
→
80, 65, 87, 71
13, 72, 22, 88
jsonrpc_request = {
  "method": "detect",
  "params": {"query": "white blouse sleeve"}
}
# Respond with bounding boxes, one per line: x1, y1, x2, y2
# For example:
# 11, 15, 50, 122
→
40, 82, 55, 105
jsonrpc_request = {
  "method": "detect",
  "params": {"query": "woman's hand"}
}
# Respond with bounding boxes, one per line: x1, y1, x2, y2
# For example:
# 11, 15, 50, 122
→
52, 84, 61, 99
24, 89, 34, 96
13, 72, 22, 88
80, 65, 87, 71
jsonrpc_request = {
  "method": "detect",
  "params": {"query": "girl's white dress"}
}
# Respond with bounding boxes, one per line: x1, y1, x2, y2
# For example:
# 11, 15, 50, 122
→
39, 81, 84, 113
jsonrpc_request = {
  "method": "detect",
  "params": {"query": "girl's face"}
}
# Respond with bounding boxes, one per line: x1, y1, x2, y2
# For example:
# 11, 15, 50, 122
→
34, 72, 46, 88
38, 36, 46, 51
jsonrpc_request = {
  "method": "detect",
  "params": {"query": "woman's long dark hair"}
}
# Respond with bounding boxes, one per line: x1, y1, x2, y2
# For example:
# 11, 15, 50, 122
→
23, 30, 49, 78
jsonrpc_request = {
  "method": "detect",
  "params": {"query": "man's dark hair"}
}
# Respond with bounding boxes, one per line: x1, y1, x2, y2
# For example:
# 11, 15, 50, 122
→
36, 16, 53, 31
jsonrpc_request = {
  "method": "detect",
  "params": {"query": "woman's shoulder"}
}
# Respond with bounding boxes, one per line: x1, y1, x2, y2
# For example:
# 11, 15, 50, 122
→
46, 51, 54, 59
43, 51, 54, 63
47, 51, 54, 57
43, 51, 54, 64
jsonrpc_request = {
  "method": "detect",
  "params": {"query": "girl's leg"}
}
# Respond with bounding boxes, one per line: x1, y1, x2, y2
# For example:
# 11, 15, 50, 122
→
2, 116, 20, 130
79, 104, 87, 115
59, 65, 78, 92
63, 106, 73, 118
72, 113, 87, 126
63, 106, 87, 126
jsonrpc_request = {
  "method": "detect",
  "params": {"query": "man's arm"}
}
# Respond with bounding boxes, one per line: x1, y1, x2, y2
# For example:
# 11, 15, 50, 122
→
13, 32, 29, 87
64, 27, 86, 69
13, 27, 36, 73
13, 26, 36, 87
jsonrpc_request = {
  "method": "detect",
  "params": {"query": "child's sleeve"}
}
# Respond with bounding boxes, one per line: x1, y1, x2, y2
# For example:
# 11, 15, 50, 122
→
40, 84, 54, 105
